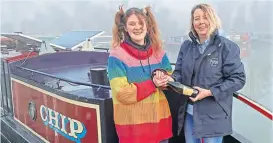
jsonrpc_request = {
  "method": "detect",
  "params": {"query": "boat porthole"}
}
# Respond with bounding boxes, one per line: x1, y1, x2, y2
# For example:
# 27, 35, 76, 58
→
28, 101, 37, 121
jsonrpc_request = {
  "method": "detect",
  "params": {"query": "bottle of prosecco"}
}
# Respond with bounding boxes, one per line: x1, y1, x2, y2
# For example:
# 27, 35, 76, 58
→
167, 81, 198, 98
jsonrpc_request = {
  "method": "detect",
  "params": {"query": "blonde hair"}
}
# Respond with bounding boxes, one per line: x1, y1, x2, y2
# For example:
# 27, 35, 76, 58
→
190, 4, 221, 37
111, 6, 162, 54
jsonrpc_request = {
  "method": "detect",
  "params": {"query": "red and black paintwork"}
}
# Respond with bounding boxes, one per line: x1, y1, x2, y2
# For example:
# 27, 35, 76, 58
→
7, 75, 118, 143
1, 52, 118, 143
12, 77, 99, 143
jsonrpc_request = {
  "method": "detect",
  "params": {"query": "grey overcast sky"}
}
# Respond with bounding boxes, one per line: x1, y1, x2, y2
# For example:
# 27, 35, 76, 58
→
0, 0, 272, 37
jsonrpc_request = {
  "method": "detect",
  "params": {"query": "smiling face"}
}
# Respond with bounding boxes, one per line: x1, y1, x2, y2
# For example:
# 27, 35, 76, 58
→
193, 8, 210, 39
125, 14, 147, 45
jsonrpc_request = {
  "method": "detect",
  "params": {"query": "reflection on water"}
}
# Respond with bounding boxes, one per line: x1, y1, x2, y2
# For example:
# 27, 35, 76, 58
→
164, 40, 273, 111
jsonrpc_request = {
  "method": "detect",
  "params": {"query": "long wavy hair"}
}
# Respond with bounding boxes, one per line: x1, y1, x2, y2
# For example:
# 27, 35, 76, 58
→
111, 5, 162, 53
190, 4, 222, 38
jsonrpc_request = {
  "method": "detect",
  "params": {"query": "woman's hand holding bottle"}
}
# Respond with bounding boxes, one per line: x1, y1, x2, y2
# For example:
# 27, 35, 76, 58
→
189, 86, 212, 102
152, 71, 174, 88
153, 71, 212, 101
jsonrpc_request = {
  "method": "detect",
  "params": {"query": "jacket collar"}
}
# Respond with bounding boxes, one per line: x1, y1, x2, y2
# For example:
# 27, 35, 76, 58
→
189, 29, 222, 55
189, 29, 220, 46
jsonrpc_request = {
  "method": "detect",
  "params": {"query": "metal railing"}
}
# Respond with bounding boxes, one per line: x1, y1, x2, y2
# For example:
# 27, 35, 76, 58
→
15, 66, 111, 90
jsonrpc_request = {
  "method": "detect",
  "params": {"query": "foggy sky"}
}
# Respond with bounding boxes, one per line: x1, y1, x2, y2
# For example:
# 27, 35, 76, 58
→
0, 0, 272, 37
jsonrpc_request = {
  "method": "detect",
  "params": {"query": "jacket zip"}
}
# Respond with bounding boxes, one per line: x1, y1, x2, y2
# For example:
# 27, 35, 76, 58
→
194, 46, 229, 117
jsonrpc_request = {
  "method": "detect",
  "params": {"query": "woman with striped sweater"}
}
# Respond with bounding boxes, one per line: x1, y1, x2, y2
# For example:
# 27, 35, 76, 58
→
107, 6, 173, 143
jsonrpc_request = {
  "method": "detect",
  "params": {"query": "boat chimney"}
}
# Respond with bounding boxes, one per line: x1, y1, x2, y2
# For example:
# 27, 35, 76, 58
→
88, 67, 109, 86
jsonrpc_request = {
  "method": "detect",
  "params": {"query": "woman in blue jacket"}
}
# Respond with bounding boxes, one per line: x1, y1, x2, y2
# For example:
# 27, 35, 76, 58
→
159, 3, 246, 143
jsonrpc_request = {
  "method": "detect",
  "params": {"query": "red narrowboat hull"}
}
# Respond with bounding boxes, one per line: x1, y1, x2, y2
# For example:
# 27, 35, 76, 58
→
11, 78, 101, 143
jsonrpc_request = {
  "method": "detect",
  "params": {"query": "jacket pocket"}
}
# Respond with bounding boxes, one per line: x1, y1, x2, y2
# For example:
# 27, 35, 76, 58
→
198, 97, 228, 122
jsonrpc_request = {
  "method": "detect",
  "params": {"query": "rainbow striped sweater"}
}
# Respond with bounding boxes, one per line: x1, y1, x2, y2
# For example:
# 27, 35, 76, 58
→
107, 42, 173, 143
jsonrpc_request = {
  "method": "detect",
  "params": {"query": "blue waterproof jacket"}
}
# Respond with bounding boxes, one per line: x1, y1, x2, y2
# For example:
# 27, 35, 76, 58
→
172, 30, 246, 138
